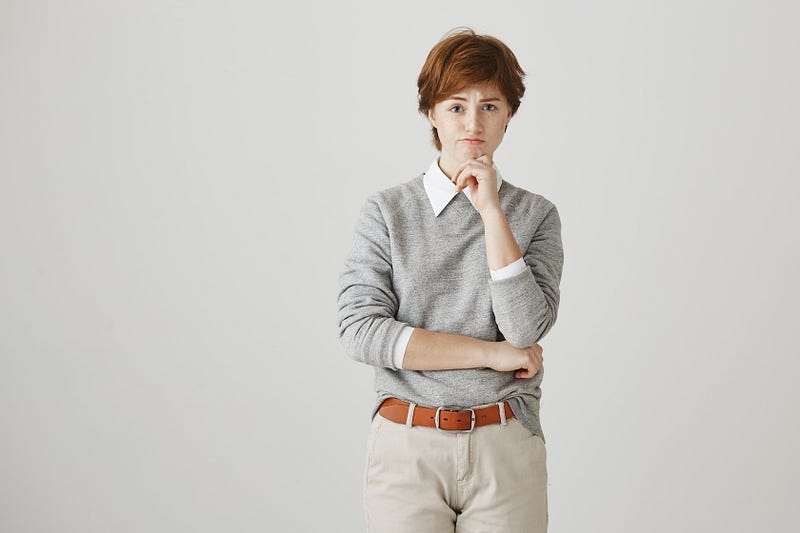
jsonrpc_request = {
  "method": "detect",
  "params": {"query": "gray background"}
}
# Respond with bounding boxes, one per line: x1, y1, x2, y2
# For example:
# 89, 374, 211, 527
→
2, 1, 798, 531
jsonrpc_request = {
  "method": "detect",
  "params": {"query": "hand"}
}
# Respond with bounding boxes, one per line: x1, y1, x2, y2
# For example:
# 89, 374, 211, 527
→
487, 341, 544, 379
450, 155, 501, 215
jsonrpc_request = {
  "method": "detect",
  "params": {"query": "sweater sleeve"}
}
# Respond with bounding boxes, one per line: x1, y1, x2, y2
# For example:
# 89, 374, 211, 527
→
337, 195, 410, 370
392, 325, 415, 369
489, 256, 528, 280
487, 202, 564, 348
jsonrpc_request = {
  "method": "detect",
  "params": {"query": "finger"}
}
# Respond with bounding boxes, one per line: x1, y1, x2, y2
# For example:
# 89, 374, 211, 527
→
454, 157, 488, 176
450, 163, 468, 189
464, 175, 479, 192
458, 162, 487, 188
452, 158, 473, 179
454, 166, 478, 192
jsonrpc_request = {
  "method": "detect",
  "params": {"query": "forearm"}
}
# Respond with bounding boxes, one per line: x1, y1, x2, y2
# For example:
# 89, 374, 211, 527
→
484, 202, 564, 348
481, 206, 522, 270
401, 327, 494, 371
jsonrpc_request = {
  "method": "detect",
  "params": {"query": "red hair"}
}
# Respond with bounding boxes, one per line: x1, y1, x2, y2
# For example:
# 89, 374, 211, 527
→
417, 27, 526, 150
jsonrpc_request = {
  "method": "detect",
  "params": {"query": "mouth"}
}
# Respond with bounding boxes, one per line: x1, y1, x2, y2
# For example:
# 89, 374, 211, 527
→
461, 138, 484, 145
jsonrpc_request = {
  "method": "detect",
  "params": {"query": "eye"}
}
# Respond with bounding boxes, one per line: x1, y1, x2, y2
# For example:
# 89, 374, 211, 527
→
449, 105, 463, 112
482, 103, 497, 111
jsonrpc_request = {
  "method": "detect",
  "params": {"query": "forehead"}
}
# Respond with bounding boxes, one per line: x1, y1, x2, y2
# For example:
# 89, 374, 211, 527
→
441, 82, 505, 101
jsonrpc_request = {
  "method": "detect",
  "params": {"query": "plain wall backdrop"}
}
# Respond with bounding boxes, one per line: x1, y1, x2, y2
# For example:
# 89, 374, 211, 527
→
2, 1, 798, 531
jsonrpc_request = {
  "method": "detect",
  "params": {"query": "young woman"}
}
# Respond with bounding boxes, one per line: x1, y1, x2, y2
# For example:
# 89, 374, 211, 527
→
337, 27, 564, 532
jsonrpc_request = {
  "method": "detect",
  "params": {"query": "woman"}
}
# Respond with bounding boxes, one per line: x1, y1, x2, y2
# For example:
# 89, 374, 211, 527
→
337, 27, 564, 532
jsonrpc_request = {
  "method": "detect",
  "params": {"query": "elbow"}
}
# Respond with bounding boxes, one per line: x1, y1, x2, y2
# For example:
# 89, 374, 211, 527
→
502, 304, 558, 348
337, 313, 400, 369
504, 328, 542, 349
338, 320, 371, 365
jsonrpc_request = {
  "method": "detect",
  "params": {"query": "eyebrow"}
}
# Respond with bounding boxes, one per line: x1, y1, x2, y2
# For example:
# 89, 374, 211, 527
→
446, 96, 503, 103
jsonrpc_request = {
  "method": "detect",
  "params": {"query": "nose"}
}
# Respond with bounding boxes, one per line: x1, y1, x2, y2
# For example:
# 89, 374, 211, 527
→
464, 109, 482, 134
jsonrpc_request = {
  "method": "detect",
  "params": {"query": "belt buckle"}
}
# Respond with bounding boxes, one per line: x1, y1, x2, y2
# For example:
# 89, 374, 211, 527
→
434, 406, 476, 433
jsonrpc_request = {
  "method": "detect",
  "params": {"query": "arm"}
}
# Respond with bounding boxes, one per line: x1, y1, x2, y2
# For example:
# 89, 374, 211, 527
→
400, 328, 493, 371
482, 206, 524, 271
337, 195, 409, 369
482, 202, 564, 348
448, 157, 563, 348
392, 258, 526, 369
396, 319, 543, 378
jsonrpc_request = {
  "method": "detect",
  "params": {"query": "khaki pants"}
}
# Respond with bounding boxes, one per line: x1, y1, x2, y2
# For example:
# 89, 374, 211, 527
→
363, 402, 548, 532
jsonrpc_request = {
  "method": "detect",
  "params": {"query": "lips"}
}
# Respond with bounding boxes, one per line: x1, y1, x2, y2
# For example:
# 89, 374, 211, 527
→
462, 138, 484, 145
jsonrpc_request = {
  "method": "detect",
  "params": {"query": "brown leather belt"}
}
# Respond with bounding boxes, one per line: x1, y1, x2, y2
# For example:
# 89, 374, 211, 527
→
378, 397, 515, 432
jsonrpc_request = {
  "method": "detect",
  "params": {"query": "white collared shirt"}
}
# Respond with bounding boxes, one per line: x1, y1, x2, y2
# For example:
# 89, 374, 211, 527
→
392, 158, 528, 368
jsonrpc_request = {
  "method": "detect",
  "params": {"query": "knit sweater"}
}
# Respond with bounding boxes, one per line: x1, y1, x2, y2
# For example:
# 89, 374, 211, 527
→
336, 164, 564, 443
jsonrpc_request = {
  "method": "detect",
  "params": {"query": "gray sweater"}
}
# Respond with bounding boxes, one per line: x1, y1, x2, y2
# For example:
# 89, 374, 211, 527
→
336, 168, 564, 443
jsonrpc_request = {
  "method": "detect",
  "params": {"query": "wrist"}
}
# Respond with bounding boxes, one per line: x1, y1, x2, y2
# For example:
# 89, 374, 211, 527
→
479, 204, 505, 222
480, 340, 497, 368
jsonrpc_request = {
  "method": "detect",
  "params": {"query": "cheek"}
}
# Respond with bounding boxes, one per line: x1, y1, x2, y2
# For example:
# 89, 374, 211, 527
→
492, 121, 508, 138
438, 124, 457, 139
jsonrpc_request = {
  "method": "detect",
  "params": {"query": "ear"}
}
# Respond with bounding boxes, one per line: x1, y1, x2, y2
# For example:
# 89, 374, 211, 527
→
427, 109, 437, 128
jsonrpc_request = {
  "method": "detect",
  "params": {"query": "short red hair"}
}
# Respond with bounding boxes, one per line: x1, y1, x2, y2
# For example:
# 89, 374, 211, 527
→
417, 27, 526, 150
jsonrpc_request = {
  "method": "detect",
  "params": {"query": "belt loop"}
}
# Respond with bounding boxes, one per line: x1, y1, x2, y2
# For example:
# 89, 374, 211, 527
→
406, 402, 417, 428
497, 401, 507, 426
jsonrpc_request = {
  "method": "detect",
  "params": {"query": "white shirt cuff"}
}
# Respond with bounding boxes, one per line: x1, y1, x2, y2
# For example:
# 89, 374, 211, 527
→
392, 326, 414, 369
489, 256, 527, 281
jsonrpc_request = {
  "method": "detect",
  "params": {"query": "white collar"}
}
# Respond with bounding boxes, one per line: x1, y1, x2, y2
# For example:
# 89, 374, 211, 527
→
422, 157, 504, 217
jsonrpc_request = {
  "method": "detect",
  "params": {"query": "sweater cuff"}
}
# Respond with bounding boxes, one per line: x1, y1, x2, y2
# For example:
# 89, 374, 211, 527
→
489, 256, 527, 281
392, 326, 415, 369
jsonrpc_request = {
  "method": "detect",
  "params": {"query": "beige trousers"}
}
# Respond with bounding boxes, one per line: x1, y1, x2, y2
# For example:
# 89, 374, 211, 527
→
363, 402, 548, 532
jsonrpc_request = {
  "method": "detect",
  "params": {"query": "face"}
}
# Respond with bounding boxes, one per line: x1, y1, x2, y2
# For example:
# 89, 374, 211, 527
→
427, 82, 513, 171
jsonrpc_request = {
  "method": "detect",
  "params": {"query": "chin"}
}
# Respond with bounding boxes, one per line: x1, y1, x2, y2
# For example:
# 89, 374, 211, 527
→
460, 148, 485, 159
465, 151, 491, 161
